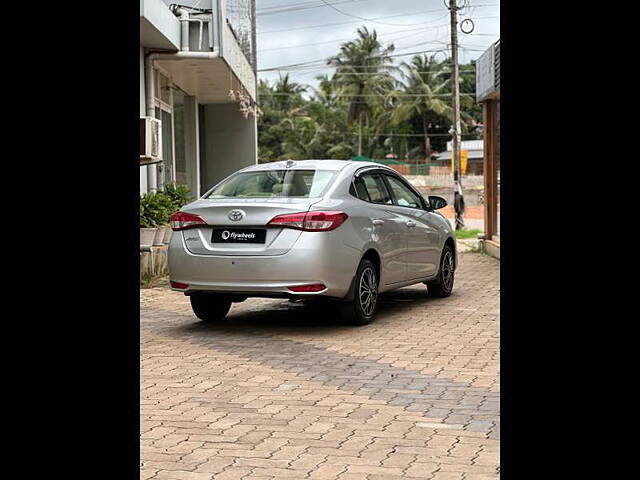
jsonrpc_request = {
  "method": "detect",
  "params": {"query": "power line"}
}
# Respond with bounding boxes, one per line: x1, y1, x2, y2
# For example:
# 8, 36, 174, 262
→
260, 92, 476, 97
309, 68, 477, 75
260, 46, 480, 71
258, 44, 490, 71
257, 10, 463, 34
317, 0, 447, 27
258, 16, 500, 55
261, 60, 480, 72
257, 0, 369, 16
258, 25, 430, 53
258, 0, 359, 10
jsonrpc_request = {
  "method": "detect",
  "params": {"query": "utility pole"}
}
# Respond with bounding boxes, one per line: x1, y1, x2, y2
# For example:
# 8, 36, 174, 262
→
250, 0, 257, 78
448, 0, 465, 230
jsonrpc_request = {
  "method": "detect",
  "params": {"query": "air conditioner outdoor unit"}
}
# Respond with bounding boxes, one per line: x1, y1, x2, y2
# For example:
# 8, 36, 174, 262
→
140, 117, 162, 164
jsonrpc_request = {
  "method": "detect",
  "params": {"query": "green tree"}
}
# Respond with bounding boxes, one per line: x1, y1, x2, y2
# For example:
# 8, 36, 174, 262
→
389, 54, 452, 160
328, 27, 395, 156
271, 73, 307, 112
256, 27, 484, 164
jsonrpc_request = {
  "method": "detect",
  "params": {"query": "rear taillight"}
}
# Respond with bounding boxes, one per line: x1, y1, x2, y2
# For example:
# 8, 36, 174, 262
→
267, 211, 348, 232
170, 211, 207, 231
267, 212, 307, 230
170, 281, 189, 290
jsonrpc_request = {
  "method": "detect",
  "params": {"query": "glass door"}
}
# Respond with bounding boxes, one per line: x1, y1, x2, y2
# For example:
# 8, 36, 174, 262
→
494, 100, 500, 241
172, 89, 186, 186
154, 107, 174, 188
154, 71, 175, 188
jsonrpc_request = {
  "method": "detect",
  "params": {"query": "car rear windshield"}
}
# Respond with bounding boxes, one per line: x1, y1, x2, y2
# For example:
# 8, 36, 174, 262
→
205, 169, 336, 199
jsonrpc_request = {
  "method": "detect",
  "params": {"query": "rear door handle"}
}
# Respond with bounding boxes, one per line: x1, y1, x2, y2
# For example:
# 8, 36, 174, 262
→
406, 221, 417, 228
372, 219, 385, 226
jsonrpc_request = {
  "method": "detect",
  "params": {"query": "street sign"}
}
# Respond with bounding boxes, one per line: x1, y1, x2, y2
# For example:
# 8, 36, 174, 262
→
451, 150, 468, 175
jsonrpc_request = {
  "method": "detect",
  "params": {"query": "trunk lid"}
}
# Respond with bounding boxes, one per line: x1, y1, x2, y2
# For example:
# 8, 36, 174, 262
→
179, 198, 321, 256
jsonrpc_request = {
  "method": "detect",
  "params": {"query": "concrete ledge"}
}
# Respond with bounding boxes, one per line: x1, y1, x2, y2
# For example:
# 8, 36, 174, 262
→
140, 0, 181, 50
141, 245, 169, 279
479, 239, 500, 260
415, 185, 489, 207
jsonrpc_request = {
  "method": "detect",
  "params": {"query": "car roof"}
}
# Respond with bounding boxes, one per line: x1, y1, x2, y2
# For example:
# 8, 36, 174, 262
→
240, 159, 389, 173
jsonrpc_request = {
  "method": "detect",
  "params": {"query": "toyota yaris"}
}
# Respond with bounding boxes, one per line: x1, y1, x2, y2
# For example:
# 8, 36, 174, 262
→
168, 160, 456, 325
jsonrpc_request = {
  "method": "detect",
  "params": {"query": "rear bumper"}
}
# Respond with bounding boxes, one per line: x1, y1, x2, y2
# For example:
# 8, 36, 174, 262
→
168, 230, 361, 298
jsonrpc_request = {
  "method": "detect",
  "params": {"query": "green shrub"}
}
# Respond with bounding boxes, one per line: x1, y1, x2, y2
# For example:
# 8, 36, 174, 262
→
140, 185, 193, 228
140, 191, 173, 227
140, 200, 154, 228
164, 184, 193, 210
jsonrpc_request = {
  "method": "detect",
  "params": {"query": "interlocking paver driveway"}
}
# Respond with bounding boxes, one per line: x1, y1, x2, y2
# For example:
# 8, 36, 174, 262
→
141, 252, 499, 480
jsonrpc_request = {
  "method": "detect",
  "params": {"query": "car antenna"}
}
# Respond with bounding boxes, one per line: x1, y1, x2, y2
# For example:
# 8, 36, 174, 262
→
285, 159, 295, 168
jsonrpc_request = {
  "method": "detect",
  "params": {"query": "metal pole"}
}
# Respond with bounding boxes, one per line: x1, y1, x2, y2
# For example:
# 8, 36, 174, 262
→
250, 0, 257, 78
449, 0, 465, 230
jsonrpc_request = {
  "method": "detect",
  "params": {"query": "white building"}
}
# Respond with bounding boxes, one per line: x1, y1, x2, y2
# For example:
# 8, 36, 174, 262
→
140, 0, 258, 197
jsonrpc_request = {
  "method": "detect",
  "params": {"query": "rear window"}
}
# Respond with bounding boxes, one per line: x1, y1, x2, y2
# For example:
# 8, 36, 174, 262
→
205, 169, 336, 199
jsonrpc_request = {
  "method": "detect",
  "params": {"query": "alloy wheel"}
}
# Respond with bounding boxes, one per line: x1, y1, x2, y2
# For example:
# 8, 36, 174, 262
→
442, 250, 454, 291
359, 266, 378, 317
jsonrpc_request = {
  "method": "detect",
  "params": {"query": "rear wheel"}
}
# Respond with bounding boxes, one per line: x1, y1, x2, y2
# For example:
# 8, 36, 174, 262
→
339, 259, 378, 326
426, 245, 455, 297
190, 294, 232, 322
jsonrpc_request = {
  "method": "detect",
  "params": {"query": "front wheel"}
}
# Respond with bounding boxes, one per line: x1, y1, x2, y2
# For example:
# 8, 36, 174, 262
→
339, 259, 378, 326
190, 294, 232, 322
426, 245, 455, 297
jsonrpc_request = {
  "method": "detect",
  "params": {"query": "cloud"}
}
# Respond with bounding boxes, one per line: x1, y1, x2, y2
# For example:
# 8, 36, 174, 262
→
256, 0, 500, 87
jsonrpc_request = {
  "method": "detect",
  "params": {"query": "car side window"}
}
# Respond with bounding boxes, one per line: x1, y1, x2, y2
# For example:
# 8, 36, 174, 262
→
350, 176, 371, 202
361, 173, 393, 204
385, 175, 423, 209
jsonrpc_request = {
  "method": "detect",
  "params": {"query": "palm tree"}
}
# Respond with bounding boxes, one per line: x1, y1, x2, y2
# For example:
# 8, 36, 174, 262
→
310, 74, 339, 109
272, 73, 307, 112
308, 73, 352, 156
389, 54, 452, 160
328, 26, 395, 156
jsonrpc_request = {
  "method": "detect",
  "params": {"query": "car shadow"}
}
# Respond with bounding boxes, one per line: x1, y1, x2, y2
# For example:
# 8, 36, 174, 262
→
176, 285, 443, 336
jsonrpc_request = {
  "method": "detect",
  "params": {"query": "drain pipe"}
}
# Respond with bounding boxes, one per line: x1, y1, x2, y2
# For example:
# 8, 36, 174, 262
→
144, 7, 220, 189
144, 50, 219, 118
176, 8, 191, 51
144, 48, 220, 191
145, 5, 219, 117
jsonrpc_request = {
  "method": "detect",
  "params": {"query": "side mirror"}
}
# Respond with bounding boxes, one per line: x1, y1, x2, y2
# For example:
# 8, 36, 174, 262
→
428, 195, 447, 210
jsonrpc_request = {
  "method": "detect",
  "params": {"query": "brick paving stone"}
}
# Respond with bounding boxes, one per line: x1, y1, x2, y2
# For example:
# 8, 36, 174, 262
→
404, 462, 440, 478
141, 253, 499, 479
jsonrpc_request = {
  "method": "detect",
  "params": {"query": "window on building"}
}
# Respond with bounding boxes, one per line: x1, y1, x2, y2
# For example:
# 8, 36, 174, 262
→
160, 109, 174, 186
495, 100, 500, 237
157, 72, 172, 105
173, 89, 186, 186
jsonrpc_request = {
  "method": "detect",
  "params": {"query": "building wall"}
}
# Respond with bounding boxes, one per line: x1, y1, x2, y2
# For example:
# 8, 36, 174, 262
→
140, 46, 149, 193
221, 21, 256, 99
201, 103, 257, 191
140, 0, 181, 50
141, 0, 258, 196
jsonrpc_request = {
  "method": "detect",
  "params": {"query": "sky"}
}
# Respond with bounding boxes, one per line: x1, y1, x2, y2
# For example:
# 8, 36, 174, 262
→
256, 0, 500, 88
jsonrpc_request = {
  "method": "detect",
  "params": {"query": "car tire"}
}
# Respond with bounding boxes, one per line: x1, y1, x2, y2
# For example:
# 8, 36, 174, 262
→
190, 294, 232, 322
339, 259, 379, 326
426, 245, 455, 298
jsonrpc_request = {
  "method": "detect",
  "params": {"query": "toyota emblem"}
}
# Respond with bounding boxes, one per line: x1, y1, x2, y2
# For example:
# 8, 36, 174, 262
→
228, 209, 245, 221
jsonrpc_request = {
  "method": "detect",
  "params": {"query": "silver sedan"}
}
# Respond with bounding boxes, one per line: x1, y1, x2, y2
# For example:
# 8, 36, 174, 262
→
168, 160, 456, 325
